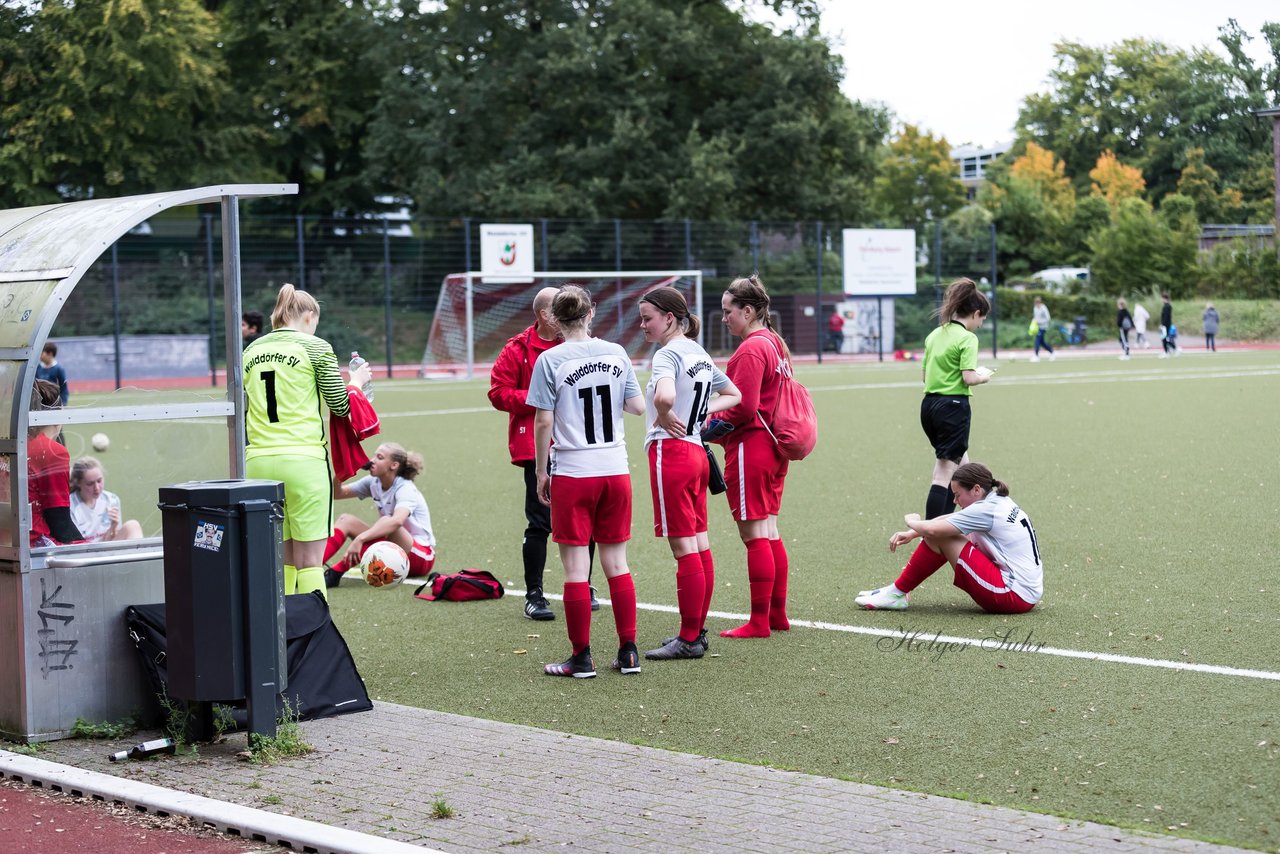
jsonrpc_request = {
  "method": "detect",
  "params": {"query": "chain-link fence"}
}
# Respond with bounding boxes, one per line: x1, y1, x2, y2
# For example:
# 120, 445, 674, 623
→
54, 213, 1034, 381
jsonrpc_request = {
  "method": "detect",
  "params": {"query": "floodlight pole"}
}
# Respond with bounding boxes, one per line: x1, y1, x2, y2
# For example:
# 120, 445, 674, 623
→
815, 221, 824, 364
382, 218, 394, 379
990, 222, 999, 359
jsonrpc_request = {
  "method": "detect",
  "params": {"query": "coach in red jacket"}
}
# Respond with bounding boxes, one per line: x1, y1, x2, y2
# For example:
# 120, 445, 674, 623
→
488, 287, 565, 621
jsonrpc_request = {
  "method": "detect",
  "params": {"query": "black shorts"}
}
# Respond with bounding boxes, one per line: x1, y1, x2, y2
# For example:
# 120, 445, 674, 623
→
920, 395, 971, 463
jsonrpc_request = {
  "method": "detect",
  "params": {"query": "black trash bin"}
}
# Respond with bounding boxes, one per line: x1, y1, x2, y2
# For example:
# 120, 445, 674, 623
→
158, 479, 286, 738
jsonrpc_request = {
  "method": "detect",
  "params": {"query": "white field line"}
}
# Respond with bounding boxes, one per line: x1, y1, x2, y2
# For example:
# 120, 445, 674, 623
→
377, 364, 1280, 418
495, 588, 1280, 683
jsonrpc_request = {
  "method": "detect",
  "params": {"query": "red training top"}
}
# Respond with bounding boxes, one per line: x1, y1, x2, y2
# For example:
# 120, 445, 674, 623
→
28, 432, 71, 543
488, 325, 561, 464
717, 329, 788, 438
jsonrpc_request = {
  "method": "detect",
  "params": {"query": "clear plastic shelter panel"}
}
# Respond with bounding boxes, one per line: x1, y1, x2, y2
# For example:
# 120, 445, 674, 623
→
0, 359, 23, 441
0, 280, 58, 350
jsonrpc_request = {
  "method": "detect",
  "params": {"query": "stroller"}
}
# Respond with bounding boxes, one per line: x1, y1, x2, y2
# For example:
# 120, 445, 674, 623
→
1057, 316, 1088, 346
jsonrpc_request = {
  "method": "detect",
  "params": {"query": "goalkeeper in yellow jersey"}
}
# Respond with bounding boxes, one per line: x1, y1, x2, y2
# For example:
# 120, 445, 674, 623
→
244, 283, 370, 597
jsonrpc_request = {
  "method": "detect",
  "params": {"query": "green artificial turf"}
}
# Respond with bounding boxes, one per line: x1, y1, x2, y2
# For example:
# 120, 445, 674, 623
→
76, 351, 1280, 850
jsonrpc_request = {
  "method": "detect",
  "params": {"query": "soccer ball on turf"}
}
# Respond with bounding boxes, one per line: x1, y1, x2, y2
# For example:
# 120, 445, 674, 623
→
360, 541, 410, 588
91, 432, 110, 452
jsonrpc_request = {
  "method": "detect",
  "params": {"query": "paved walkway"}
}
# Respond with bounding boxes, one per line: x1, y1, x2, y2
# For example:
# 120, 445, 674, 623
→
11, 702, 1255, 854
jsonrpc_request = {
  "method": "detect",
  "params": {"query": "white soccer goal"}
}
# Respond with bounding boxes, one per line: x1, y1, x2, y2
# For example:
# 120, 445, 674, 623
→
420, 270, 704, 378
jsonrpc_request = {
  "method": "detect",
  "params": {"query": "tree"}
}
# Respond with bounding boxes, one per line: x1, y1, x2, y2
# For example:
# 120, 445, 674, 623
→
213, 0, 387, 215
1089, 195, 1199, 297
366, 0, 889, 221
870, 124, 966, 227
979, 143, 1074, 277
1089, 150, 1145, 210
0, 0, 242, 207
1016, 26, 1279, 206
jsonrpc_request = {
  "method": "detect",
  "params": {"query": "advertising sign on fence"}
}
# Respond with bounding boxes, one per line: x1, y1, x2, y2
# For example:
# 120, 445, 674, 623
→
480, 223, 534, 281
842, 229, 916, 297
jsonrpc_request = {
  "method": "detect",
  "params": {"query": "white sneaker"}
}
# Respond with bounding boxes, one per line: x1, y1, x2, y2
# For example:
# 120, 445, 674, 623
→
1048, 353, 1056, 361
1029, 355, 1040, 363
1119, 354, 1130, 360
855, 587, 909, 610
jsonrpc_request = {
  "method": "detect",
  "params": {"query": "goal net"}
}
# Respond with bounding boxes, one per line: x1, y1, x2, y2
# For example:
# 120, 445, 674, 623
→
420, 271, 704, 378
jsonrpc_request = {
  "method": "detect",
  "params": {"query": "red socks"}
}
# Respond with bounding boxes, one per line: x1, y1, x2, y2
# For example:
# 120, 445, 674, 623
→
322, 527, 347, 564
698, 549, 715, 632
895, 541, 948, 592
675, 553, 705, 643
769, 538, 790, 631
563, 582, 593, 654
721, 538, 773, 638
607, 573, 637, 646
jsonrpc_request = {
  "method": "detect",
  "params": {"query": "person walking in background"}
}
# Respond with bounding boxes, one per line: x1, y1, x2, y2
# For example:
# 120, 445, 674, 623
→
709, 275, 796, 639
637, 287, 741, 660
826, 307, 845, 353
1133, 302, 1151, 348
918, 279, 992, 521
1116, 298, 1134, 361
36, 343, 69, 407
244, 283, 367, 599
1029, 297, 1054, 362
855, 463, 1042, 614
70, 457, 143, 542
530, 286, 645, 678
1202, 302, 1220, 352
1159, 292, 1177, 358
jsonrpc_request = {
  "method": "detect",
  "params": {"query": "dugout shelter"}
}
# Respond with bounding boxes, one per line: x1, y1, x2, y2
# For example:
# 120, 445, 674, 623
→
0, 184, 297, 742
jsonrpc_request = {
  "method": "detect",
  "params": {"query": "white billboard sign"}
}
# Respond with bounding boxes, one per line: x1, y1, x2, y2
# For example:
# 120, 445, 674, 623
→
480, 223, 534, 278
842, 228, 916, 296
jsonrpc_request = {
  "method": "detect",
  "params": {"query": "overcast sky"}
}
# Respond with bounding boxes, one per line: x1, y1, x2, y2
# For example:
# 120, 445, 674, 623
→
818, 1, 1277, 148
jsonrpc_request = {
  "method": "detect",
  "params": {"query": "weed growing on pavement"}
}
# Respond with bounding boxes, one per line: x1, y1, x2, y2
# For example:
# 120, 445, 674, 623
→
3, 741, 46, 756
70, 716, 140, 740
247, 699, 313, 765
431, 796, 456, 820
262, 794, 283, 805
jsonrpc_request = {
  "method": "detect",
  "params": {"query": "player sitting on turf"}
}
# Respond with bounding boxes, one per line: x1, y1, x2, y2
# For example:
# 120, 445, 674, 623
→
323, 442, 437, 587
856, 462, 1042, 614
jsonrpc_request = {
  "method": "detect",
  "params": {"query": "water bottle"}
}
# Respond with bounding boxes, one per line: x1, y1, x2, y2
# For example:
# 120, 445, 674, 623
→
349, 352, 375, 402
109, 737, 176, 762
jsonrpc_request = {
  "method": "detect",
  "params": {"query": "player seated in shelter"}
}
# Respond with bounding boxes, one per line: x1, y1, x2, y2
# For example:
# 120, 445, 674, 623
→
28, 380, 83, 546
322, 442, 437, 587
855, 462, 1042, 614
70, 456, 144, 542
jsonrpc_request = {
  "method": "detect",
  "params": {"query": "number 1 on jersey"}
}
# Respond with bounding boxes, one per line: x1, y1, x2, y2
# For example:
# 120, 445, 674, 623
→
260, 370, 279, 423
686, 380, 710, 435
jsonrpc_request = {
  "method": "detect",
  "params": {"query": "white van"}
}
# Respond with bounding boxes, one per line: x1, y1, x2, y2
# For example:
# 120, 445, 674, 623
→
1030, 267, 1089, 292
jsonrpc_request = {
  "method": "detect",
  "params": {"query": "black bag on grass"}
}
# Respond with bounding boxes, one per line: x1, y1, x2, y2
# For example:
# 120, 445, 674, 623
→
125, 591, 372, 727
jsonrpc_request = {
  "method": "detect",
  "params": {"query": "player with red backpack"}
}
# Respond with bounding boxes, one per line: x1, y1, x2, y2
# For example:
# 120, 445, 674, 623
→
704, 275, 816, 639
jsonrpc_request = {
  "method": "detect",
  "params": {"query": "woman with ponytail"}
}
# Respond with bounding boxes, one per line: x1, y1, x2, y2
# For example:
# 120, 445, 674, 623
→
919, 278, 992, 521
637, 287, 741, 660
708, 275, 794, 639
244, 283, 370, 599
856, 463, 1043, 614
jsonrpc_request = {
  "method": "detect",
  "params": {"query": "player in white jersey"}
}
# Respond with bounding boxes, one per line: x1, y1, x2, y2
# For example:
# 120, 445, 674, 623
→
636, 287, 741, 661
528, 285, 645, 678
323, 443, 437, 584
856, 462, 1042, 614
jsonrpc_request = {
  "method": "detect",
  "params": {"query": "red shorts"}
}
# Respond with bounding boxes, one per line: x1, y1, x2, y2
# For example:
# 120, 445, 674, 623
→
723, 429, 788, 521
355, 538, 436, 578
952, 542, 1035, 614
550, 474, 632, 546
648, 440, 708, 538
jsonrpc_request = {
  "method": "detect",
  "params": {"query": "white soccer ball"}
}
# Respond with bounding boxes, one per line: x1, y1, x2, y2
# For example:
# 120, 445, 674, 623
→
91, 432, 110, 452
359, 541, 410, 589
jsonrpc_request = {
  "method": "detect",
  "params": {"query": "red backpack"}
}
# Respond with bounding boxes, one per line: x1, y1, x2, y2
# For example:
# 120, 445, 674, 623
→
414, 570, 506, 602
758, 334, 818, 461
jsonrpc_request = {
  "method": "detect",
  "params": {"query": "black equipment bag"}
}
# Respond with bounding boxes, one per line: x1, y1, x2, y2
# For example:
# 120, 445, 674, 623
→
125, 591, 372, 727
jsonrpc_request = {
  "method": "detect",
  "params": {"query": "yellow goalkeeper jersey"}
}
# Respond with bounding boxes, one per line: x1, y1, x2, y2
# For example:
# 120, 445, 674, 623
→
244, 328, 350, 459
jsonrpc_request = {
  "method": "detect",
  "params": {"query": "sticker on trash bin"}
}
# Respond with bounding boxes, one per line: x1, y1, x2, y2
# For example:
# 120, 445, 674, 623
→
193, 521, 225, 552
